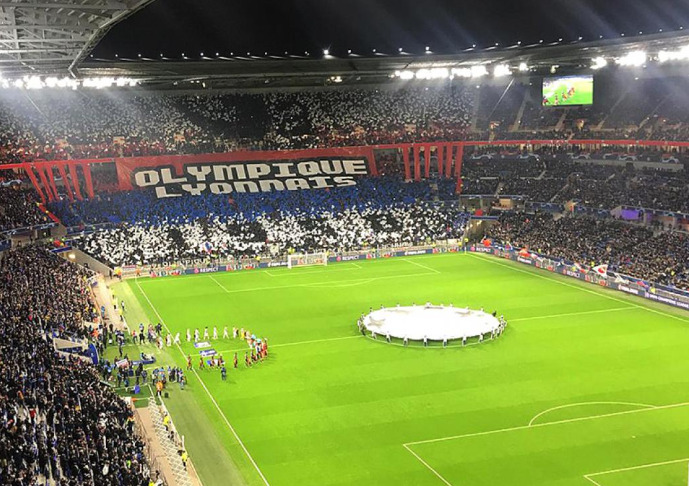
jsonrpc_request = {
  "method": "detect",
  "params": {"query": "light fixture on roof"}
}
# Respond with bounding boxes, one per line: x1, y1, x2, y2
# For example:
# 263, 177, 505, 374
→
591, 56, 608, 70
394, 70, 415, 80
616, 50, 646, 67
658, 46, 689, 62
493, 64, 511, 77
415, 67, 448, 80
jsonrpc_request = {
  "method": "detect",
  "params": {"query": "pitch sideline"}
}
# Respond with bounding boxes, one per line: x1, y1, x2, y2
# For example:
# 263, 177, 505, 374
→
469, 253, 689, 324
135, 279, 271, 486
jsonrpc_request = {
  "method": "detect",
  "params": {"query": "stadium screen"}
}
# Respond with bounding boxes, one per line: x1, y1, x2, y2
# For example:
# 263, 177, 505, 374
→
542, 75, 593, 106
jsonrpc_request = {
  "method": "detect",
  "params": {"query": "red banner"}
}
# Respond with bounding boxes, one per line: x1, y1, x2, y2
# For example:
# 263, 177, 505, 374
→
115, 147, 376, 197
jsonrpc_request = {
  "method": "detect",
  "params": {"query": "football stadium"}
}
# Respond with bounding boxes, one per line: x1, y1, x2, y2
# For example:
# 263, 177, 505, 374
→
3, 1, 689, 485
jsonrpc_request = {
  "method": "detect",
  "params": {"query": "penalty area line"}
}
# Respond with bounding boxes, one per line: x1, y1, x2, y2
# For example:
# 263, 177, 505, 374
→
584, 456, 689, 485
403, 444, 453, 486
402, 258, 441, 274
209, 275, 230, 293
135, 279, 271, 486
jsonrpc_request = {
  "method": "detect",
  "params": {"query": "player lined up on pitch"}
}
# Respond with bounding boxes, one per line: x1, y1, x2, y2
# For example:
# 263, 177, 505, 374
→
186, 326, 270, 376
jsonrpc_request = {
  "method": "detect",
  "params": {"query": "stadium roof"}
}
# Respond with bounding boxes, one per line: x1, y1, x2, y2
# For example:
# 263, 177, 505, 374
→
75, 30, 689, 90
0, 0, 156, 76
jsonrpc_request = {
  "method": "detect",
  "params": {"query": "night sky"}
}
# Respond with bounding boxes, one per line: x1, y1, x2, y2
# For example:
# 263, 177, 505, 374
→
94, 0, 689, 59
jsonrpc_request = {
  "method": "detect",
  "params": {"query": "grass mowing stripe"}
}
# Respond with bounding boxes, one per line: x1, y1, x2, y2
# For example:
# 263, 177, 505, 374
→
469, 253, 689, 323
134, 278, 271, 486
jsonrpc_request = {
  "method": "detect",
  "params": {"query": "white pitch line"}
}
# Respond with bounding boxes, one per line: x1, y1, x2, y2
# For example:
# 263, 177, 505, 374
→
585, 456, 689, 479
404, 401, 689, 447
209, 275, 230, 293
193, 272, 435, 296
510, 306, 635, 322
403, 444, 454, 486
135, 279, 271, 486
583, 475, 605, 486
350, 262, 363, 269
469, 254, 689, 323
402, 258, 441, 274
528, 401, 656, 427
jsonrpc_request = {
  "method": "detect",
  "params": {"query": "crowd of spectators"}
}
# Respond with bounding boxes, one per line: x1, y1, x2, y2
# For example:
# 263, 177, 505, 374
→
0, 79, 688, 164
0, 246, 154, 485
486, 212, 689, 289
0, 184, 49, 231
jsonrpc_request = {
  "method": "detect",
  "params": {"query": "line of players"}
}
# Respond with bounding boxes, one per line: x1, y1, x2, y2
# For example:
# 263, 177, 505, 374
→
185, 328, 269, 380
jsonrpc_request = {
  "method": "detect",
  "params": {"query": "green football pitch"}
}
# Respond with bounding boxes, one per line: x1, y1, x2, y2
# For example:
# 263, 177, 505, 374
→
113, 253, 689, 486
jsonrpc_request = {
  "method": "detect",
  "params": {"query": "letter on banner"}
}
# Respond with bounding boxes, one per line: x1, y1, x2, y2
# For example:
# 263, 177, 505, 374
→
160, 168, 187, 184
342, 159, 368, 175
246, 163, 271, 179
187, 166, 212, 181
134, 170, 160, 187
